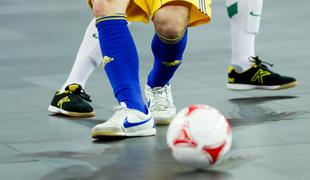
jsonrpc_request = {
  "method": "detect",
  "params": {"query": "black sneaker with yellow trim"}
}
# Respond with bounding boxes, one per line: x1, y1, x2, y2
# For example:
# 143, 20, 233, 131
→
48, 84, 95, 117
227, 56, 298, 90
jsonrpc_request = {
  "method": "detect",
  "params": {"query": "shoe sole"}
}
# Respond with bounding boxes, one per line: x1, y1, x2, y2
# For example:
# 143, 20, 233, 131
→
48, 105, 95, 117
227, 81, 298, 91
152, 112, 176, 125
155, 118, 172, 125
91, 128, 156, 139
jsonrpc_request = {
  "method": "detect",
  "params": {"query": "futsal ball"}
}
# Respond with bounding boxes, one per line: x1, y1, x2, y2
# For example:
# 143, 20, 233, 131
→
166, 104, 232, 169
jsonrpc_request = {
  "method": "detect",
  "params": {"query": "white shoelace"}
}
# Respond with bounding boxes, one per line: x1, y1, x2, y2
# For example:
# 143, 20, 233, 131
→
150, 86, 171, 111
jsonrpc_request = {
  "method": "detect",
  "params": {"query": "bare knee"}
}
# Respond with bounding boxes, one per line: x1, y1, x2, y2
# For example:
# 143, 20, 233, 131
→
91, 0, 130, 17
153, 5, 190, 39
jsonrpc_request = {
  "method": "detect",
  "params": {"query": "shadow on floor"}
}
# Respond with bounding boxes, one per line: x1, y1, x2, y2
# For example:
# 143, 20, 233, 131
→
227, 96, 308, 127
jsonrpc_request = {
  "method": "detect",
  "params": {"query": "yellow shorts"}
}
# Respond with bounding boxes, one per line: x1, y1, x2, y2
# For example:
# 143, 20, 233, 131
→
88, 0, 211, 27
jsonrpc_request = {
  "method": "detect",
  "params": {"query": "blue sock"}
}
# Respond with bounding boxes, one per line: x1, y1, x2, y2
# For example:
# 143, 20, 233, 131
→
147, 29, 188, 88
96, 15, 147, 113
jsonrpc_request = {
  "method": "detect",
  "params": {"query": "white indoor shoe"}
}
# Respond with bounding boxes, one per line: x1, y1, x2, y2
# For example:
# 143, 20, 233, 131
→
91, 102, 156, 139
145, 84, 176, 125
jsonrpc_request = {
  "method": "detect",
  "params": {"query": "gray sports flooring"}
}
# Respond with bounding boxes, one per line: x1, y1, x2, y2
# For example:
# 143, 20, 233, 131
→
0, 0, 309, 179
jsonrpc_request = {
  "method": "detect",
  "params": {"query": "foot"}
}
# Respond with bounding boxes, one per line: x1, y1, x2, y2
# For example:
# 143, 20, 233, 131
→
145, 84, 176, 125
227, 56, 298, 90
48, 84, 95, 117
91, 102, 156, 139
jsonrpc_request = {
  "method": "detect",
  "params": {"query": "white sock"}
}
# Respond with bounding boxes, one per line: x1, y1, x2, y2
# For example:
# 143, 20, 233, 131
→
60, 18, 102, 92
226, 0, 263, 72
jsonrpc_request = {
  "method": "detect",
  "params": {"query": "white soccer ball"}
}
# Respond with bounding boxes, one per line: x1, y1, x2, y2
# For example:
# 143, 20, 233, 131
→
166, 104, 232, 169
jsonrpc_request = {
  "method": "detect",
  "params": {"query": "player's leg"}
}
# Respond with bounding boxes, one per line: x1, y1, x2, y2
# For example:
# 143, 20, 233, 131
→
145, 0, 211, 125
89, 0, 155, 138
148, 4, 189, 87
48, 18, 101, 117
227, 0, 260, 70
226, 0, 297, 90
145, 4, 190, 125
61, 18, 102, 92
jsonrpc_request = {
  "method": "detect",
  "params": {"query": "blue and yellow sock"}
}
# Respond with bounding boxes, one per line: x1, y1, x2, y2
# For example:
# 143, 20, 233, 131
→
147, 29, 188, 88
96, 15, 147, 113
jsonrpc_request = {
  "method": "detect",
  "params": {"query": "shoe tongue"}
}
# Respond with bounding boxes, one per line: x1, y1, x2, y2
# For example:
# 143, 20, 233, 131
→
67, 84, 80, 92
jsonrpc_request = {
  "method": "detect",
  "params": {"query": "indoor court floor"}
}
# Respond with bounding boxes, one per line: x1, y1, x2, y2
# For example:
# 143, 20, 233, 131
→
0, 0, 309, 179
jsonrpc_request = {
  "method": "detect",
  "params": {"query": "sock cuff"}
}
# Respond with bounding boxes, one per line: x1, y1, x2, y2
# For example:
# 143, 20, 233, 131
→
155, 28, 188, 44
96, 14, 127, 26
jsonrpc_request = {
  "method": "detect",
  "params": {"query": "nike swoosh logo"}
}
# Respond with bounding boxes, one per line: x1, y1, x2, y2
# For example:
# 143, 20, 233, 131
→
123, 117, 152, 128
92, 33, 98, 39
250, 11, 261, 17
